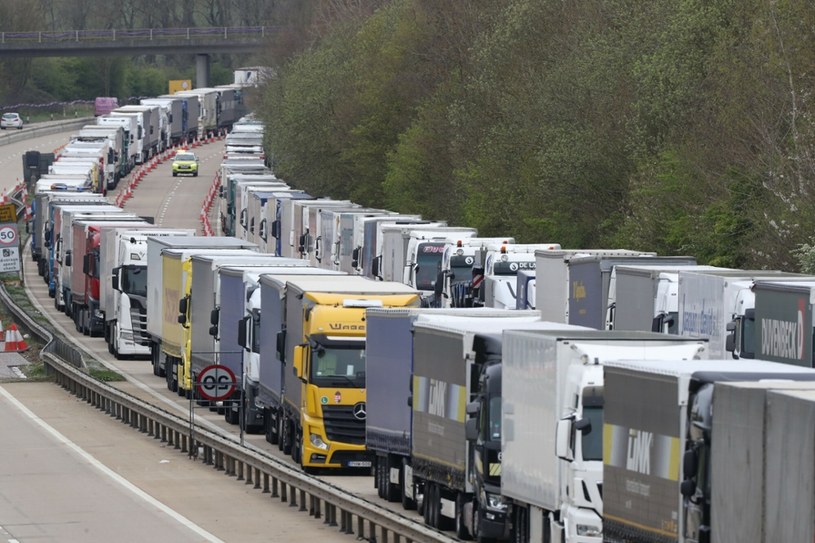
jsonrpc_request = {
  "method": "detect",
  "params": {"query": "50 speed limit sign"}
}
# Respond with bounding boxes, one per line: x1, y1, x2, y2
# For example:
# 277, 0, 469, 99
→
196, 365, 237, 401
0, 225, 17, 246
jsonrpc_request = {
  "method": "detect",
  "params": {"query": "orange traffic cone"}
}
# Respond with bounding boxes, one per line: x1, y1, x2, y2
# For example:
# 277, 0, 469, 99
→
4, 324, 29, 352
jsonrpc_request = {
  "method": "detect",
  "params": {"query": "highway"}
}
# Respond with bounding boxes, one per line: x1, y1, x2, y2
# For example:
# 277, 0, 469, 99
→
0, 128, 384, 543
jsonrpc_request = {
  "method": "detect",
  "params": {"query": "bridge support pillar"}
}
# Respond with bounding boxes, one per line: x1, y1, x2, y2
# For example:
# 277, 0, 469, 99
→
195, 54, 210, 88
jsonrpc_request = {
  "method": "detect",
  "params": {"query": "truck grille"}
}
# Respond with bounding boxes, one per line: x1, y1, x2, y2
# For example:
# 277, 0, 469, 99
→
322, 405, 366, 445
130, 305, 150, 346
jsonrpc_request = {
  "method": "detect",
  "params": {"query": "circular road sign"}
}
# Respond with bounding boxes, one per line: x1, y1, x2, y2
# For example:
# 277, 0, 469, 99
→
196, 364, 237, 401
0, 226, 17, 245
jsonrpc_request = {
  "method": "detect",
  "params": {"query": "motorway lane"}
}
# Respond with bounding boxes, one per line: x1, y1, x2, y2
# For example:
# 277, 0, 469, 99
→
0, 382, 351, 543
0, 128, 71, 194
11, 129, 440, 539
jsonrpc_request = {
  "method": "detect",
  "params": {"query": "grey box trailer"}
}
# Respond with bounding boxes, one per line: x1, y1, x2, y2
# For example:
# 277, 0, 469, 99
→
141, 97, 185, 146
763, 389, 815, 543
188, 253, 283, 379
365, 309, 539, 507
159, 93, 200, 142
603, 359, 815, 543
566, 255, 695, 330
535, 249, 653, 325
710, 381, 815, 543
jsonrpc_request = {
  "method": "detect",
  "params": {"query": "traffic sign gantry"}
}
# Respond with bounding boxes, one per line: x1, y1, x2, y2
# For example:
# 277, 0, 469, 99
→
196, 364, 237, 401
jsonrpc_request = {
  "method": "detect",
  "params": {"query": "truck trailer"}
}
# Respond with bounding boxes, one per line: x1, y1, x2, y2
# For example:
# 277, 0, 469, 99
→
258, 275, 418, 471
602, 358, 815, 543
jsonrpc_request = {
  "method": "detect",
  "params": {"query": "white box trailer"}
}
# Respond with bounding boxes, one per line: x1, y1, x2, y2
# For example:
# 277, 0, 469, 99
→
502, 331, 708, 543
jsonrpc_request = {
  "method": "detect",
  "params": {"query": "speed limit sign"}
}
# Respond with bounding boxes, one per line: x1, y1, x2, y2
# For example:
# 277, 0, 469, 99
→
0, 225, 17, 246
196, 365, 237, 401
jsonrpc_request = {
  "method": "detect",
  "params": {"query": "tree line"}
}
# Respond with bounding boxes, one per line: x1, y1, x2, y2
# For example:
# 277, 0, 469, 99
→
258, 0, 815, 271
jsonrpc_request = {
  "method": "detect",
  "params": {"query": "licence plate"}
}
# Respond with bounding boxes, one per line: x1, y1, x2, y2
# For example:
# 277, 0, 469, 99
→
347, 461, 372, 468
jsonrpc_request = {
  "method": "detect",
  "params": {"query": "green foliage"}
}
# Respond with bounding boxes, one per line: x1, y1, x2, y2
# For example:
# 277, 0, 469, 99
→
255, 0, 815, 269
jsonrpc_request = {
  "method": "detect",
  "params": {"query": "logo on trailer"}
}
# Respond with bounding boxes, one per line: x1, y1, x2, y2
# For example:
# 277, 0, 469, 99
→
626, 430, 653, 475
760, 297, 806, 361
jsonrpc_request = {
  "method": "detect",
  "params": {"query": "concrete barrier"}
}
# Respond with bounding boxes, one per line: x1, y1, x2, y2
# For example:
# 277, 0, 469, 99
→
0, 117, 93, 146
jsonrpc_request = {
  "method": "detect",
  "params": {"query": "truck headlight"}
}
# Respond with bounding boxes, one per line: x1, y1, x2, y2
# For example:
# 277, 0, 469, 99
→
485, 492, 507, 512
575, 524, 601, 537
309, 433, 329, 451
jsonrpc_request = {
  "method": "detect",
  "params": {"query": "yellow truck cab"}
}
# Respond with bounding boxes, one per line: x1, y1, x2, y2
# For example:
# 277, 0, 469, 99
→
266, 275, 419, 471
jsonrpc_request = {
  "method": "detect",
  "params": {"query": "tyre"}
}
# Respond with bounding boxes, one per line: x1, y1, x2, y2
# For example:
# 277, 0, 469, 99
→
282, 419, 292, 455
374, 457, 385, 500
266, 412, 279, 445
383, 456, 399, 502
225, 404, 238, 425
420, 482, 433, 526
172, 172, 177, 177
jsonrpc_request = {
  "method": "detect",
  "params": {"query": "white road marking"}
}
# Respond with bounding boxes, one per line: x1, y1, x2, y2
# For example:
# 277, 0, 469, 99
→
0, 385, 226, 543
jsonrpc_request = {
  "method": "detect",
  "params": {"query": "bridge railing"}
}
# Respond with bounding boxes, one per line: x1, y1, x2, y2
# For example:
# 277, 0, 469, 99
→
0, 26, 268, 44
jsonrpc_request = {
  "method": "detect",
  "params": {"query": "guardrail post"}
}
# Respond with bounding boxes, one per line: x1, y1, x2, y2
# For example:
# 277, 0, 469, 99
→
75, 30, 79, 42
1, 33, 4, 44
253, 468, 261, 489
38, 32, 42, 43
299, 489, 306, 512
357, 517, 365, 540
150, 29, 153, 41
280, 481, 287, 502
224, 27, 227, 39
112, 29, 115, 41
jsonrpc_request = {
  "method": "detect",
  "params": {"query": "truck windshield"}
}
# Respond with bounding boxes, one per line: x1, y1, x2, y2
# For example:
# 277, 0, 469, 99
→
121, 265, 147, 297
448, 255, 474, 285
311, 346, 366, 388
416, 243, 445, 290
581, 406, 603, 461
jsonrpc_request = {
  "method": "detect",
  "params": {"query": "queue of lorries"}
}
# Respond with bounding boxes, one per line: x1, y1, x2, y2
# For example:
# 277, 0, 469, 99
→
24, 81, 815, 543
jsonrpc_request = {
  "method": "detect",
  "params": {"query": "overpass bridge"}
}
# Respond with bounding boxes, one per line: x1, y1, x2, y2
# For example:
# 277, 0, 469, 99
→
0, 26, 270, 87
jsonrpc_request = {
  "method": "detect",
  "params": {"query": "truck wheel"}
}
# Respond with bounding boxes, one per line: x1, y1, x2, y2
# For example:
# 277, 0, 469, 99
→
512, 507, 528, 543
282, 420, 292, 455
276, 417, 285, 451
383, 456, 399, 502
400, 458, 417, 510
225, 404, 238, 425
266, 412, 279, 445
422, 482, 432, 526
374, 462, 385, 500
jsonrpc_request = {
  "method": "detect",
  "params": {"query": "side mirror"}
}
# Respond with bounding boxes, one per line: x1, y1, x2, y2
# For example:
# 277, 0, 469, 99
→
237, 315, 250, 350
65, 250, 72, 267
372, 255, 382, 279
466, 400, 479, 416
298, 234, 306, 254
259, 219, 266, 241
292, 345, 305, 380
178, 296, 188, 315
407, 395, 413, 408
681, 478, 697, 498
683, 448, 699, 479
465, 418, 478, 441
111, 267, 120, 291
434, 271, 445, 298
351, 247, 360, 268
82, 254, 89, 274
725, 319, 737, 354
574, 417, 592, 435
177, 314, 186, 325
276, 330, 286, 362
210, 308, 219, 326
555, 417, 574, 461
651, 314, 664, 333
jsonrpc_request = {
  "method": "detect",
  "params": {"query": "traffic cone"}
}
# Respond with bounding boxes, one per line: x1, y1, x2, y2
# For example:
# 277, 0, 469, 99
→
4, 324, 29, 352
